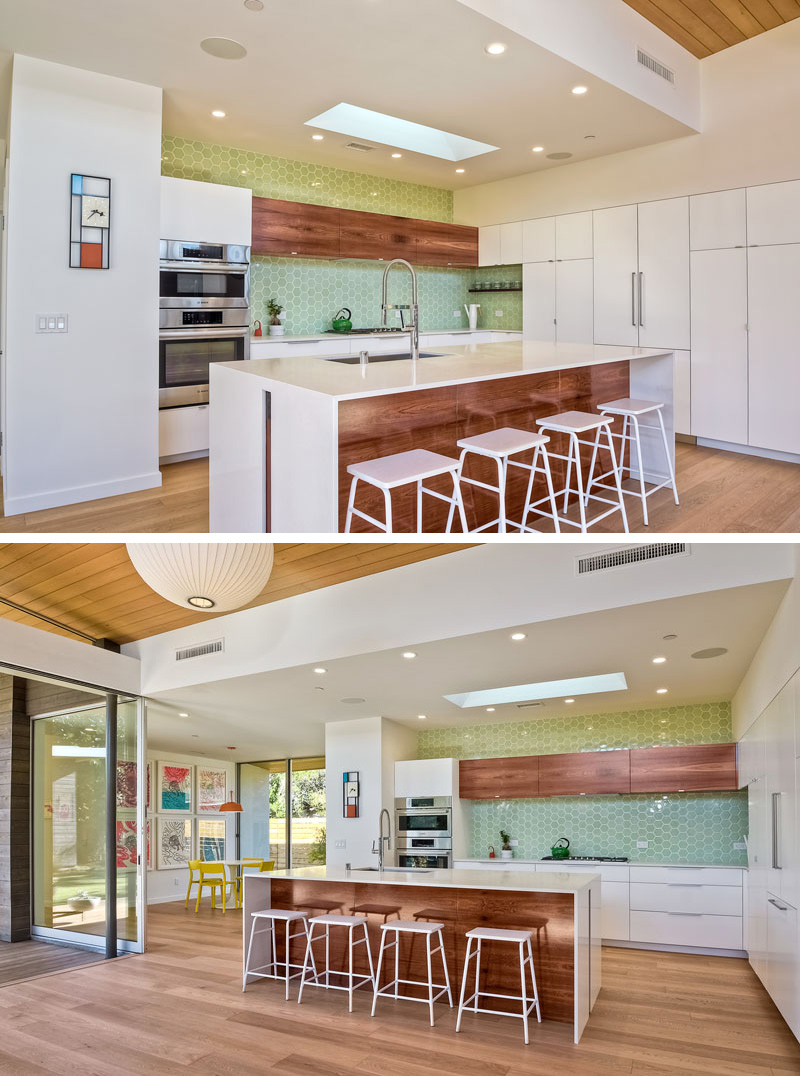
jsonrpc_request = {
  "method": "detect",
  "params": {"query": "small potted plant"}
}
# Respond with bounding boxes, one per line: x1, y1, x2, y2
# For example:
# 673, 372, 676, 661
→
499, 829, 514, 860
267, 298, 285, 336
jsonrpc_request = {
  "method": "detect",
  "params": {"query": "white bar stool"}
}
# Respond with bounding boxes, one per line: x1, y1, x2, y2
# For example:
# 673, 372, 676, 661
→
455, 427, 560, 534
371, 920, 453, 1027
243, 908, 315, 998
588, 397, 679, 526
344, 449, 467, 534
297, 913, 375, 1012
455, 927, 541, 1045
531, 411, 629, 533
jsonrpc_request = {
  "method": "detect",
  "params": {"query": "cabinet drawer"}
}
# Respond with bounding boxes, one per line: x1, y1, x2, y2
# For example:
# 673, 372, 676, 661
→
631, 882, 742, 915
630, 866, 742, 887
536, 862, 629, 883
159, 404, 209, 457
630, 910, 742, 949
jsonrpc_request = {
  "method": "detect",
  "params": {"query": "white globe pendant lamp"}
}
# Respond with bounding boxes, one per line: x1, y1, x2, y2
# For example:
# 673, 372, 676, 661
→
126, 543, 274, 612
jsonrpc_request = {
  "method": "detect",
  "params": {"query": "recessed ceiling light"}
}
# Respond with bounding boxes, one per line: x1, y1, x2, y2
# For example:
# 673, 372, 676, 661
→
691, 647, 729, 659
402, 651, 417, 659
341, 697, 366, 705
311, 134, 324, 141
486, 707, 496, 712
565, 698, 575, 704
244, 0, 264, 9
532, 146, 544, 153
417, 714, 427, 720
313, 667, 327, 675
652, 657, 666, 664
510, 632, 526, 641
455, 168, 465, 173
391, 153, 402, 158
485, 42, 506, 55
656, 688, 668, 694
663, 633, 678, 641
211, 110, 226, 118
179, 712, 189, 717
572, 85, 588, 95
546, 152, 573, 160
200, 37, 247, 60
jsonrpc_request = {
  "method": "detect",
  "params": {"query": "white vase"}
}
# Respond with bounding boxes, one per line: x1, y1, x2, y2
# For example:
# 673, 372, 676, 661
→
269, 324, 285, 336
500, 849, 513, 860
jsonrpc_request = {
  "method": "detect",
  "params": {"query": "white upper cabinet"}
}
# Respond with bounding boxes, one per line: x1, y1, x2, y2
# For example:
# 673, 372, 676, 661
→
555, 259, 594, 343
637, 197, 690, 351
747, 179, 800, 247
690, 188, 746, 250
556, 211, 593, 260
522, 263, 556, 342
690, 247, 748, 444
478, 224, 501, 266
748, 243, 800, 454
593, 204, 639, 347
394, 758, 457, 799
522, 217, 555, 262
160, 176, 252, 245
738, 712, 767, 788
500, 221, 523, 264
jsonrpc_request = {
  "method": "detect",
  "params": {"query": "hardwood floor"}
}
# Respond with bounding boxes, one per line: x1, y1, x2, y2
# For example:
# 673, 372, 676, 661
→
0, 939, 103, 988
0, 441, 798, 534
0, 901, 797, 1074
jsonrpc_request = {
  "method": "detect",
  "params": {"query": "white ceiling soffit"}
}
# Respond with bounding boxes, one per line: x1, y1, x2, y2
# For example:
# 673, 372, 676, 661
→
453, 0, 702, 131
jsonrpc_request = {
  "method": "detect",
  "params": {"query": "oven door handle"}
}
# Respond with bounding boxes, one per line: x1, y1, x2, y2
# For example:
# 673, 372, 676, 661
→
159, 327, 249, 341
159, 262, 249, 274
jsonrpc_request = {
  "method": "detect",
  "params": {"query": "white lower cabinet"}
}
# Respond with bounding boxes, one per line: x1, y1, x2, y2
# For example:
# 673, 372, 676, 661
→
628, 866, 744, 951
159, 404, 209, 459
535, 862, 629, 941
766, 894, 800, 1039
630, 882, 741, 916
630, 910, 742, 949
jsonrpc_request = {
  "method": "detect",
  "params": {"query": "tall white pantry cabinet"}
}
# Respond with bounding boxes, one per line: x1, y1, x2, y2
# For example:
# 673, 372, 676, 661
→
484, 177, 800, 456
738, 669, 800, 1040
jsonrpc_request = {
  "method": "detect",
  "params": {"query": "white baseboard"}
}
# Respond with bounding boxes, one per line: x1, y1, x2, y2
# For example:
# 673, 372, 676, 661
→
697, 437, 800, 465
3, 470, 162, 516
605, 939, 746, 959
159, 449, 208, 465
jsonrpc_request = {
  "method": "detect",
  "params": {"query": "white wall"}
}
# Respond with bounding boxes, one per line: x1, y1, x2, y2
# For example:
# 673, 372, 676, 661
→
324, 716, 416, 869
454, 19, 800, 225
733, 546, 800, 741
3, 55, 162, 515
146, 748, 237, 905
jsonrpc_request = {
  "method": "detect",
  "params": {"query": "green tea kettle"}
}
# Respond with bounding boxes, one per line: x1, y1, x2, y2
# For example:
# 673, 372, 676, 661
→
550, 837, 570, 860
332, 307, 353, 333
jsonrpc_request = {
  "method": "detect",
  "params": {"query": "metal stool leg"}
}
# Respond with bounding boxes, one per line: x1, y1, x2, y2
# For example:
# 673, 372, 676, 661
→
344, 476, 359, 533
519, 940, 529, 1045
416, 479, 423, 533
657, 408, 679, 505
631, 414, 649, 526
426, 931, 435, 1026
527, 938, 541, 1022
448, 468, 468, 534
439, 930, 453, 1007
371, 930, 387, 1016
455, 935, 473, 1032
495, 456, 506, 534
540, 444, 561, 534
348, 924, 355, 1012
570, 433, 588, 534
382, 488, 392, 534
604, 422, 629, 533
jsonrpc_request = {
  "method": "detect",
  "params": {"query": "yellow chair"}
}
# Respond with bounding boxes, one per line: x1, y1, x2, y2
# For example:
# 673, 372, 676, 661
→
259, 860, 275, 872
185, 860, 202, 909
234, 859, 275, 907
194, 861, 229, 913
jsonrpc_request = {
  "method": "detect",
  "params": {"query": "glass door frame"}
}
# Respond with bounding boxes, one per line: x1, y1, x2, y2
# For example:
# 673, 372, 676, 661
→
28, 692, 147, 956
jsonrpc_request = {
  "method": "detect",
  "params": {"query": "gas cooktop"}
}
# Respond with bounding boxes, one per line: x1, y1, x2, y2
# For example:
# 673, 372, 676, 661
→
541, 855, 629, 862
323, 327, 405, 335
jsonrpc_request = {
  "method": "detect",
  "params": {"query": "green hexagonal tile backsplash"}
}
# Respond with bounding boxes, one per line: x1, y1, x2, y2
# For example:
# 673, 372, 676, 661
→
419, 701, 748, 866
161, 136, 523, 335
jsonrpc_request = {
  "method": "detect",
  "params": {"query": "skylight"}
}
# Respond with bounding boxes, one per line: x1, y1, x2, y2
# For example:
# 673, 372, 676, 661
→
305, 103, 499, 162
443, 672, 628, 709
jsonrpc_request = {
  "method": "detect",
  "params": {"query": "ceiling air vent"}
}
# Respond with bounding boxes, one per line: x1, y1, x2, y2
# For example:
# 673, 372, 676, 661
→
516, 701, 545, 710
637, 48, 675, 85
344, 141, 373, 152
175, 638, 224, 661
576, 543, 689, 576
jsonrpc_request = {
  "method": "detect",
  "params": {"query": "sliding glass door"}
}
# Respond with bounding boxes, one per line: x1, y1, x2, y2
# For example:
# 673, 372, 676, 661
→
239, 756, 326, 869
31, 697, 145, 953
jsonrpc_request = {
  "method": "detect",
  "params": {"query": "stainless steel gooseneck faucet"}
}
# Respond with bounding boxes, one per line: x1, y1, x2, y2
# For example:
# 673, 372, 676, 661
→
372, 807, 392, 871
380, 258, 419, 361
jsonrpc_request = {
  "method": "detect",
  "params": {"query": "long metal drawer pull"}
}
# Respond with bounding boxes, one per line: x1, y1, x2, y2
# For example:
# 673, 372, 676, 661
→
767, 898, 788, 911
631, 272, 636, 326
772, 792, 781, 869
666, 883, 703, 887
667, 911, 703, 916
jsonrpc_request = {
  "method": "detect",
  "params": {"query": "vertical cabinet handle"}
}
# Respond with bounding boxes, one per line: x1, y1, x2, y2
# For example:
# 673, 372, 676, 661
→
631, 272, 637, 326
638, 272, 644, 327
772, 791, 781, 869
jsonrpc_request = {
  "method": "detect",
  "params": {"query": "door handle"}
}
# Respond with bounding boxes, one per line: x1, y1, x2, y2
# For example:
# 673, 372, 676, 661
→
768, 898, 788, 911
772, 792, 781, 869
631, 272, 637, 326
638, 272, 644, 327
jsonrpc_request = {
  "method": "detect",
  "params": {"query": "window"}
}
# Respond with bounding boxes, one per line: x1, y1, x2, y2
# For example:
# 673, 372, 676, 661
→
239, 756, 326, 868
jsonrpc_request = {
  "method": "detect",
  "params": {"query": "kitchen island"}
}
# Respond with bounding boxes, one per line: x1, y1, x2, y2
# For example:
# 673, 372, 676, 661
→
243, 865, 600, 1042
210, 338, 674, 532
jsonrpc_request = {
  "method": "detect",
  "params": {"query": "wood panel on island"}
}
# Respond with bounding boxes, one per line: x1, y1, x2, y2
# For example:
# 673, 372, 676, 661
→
251, 196, 478, 266
458, 743, 738, 799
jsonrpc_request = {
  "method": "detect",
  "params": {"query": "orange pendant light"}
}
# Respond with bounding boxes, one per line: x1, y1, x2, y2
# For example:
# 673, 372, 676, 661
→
219, 791, 243, 813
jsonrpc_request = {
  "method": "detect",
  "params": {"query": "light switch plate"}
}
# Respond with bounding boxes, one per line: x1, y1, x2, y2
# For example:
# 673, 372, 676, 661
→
733, 841, 746, 850
637, 841, 649, 849
509, 839, 519, 846
495, 309, 503, 316
36, 313, 69, 333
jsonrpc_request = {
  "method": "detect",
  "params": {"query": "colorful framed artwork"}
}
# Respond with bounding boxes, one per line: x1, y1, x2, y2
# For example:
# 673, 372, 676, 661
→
343, 771, 360, 818
157, 817, 192, 869
197, 766, 227, 812
69, 173, 110, 269
116, 819, 138, 870
116, 760, 137, 809
198, 818, 226, 861
158, 762, 193, 813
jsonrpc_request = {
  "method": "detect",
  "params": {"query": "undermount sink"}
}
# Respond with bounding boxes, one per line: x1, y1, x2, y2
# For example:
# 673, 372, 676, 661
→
353, 866, 432, 873
329, 350, 440, 364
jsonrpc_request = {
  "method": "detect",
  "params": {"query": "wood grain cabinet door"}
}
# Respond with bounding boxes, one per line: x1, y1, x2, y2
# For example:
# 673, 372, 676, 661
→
630, 743, 738, 792
251, 197, 340, 257
338, 207, 415, 262
414, 218, 479, 267
539, 750, 631, 796
459, 756, 538, 799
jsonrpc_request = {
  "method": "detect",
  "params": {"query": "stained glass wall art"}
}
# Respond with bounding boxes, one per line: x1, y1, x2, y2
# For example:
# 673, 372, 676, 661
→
70, 173, 110, 269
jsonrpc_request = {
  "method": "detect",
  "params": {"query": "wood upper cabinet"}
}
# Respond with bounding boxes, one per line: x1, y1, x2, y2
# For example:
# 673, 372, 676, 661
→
252, 197, 340, 257
459, 756, 538, 799
251, 196, 477, 265
539, 750, 631, 796
630, 743, 738, 792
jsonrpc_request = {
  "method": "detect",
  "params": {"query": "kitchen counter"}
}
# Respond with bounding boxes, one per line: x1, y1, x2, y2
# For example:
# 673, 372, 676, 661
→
251, 329, 523, 343
210, 338, 675, 532
243, 866, 600, 1041
460, 858, 746, 869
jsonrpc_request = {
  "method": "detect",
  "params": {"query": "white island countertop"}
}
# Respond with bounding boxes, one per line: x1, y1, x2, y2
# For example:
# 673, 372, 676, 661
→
265, 864, 599, 893
219, 339, 673, 401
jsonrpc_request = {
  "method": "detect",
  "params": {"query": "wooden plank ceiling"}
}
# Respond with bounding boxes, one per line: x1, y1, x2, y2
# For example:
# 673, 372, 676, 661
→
622, 0, 800, 57
0, 543, 473, 647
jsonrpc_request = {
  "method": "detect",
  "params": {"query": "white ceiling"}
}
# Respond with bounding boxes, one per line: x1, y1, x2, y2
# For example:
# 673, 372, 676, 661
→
0, 0, 693, 188
146, 579, 788, 760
